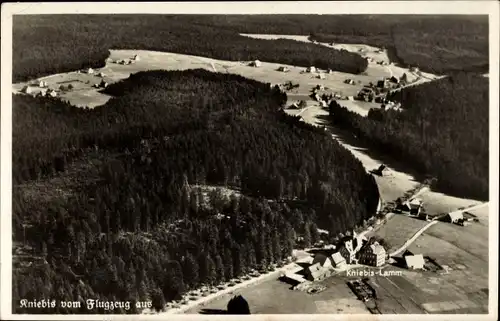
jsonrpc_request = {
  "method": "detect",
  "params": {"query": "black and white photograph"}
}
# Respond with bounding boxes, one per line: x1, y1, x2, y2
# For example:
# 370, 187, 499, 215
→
1, 2, 498, 320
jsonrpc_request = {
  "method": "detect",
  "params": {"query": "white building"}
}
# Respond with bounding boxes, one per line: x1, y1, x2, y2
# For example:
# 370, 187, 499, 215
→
250, 60, 262, 67
404, 254, 425, 270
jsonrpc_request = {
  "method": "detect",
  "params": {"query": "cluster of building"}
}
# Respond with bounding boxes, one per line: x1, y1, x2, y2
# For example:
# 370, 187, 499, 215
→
21, 80, 58, 98
281, 232, 388, 287
112, 54, 141, 66
396, 197, 425, 216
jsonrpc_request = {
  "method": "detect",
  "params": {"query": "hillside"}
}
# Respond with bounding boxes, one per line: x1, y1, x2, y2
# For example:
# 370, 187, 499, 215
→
12, 70, 379, 313
329, 72, 489, 200
13, 15, 367, 82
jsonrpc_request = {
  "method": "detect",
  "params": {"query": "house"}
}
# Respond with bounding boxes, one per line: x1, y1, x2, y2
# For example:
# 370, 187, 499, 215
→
400, 73, 408, 83
47, 89, 57, 97
281, 273, 306, 285
404, 254, 425, 270
312, 254, 332, 269
38, 80, 47, 88
327, 69, 334, 74
317, 73, 326, 80
446, 211, 464, 224
320, 100, 328, 108
418, 212, 430, 221
99, 80, 108, 88
377, 79, 388, 88
296, 256, 314, 265
359, 241, 386, 267
21, 85, 33, 94
339, 233, 367, 264
304, 263, 330, 281
132, 54, 140, 61
250, 60, 262, 67
86, 68, 94, 74
344, 79, 355, 85
97, 72, 106, 77
330, 252, 346, 269
306, 66, 316, 73
347, 96, 354, 101
277, 66, 289, 72
410, 66, 419, 73
339, 240, 356, 264
389, 76, 399, 84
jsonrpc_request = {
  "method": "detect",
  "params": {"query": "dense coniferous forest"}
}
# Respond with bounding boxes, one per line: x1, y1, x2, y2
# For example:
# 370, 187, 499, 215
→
329, 72, 489, 200
13, 15, 487, 82
13, 70, 379, 313
13, 15, 367, 82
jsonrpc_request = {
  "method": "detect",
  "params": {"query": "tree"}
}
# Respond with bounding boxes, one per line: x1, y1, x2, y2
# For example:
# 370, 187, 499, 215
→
151, 288, 165, 312
214, 254, 225, 283
227, 295, 251, 314
310, 221, 320, 245
303, 222, 311, 248
182, 253, 199, 288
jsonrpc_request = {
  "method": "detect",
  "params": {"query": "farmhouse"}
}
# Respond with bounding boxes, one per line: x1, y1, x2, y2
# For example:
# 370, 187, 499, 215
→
400, 73, 408, 83
404, 254, 425, 270
312, 254, 332, 269
317, 73, 326, 80
347, 96, 354, 101
46, 89, 57, 97
306, 66, 316, 73
250, 60, 262, 67
389, 76, 399, 84
446, 211, 464, 224
304, 263, 330, 281
330, 252, 346, 269
277, 66, 289, 72
86, 68, 95, 74
344, 79, 355, 85
21, 85, 33, 94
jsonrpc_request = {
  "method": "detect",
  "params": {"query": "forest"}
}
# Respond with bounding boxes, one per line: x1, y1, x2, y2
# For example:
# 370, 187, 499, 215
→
12, 15, 367, 82
329, 72, 489, 200
13, 14, 488, 82
12, 70, 379, 313
309, 15, 488, 74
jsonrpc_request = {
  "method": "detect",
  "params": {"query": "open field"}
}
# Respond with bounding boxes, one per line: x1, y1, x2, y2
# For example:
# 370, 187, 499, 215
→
185, 263, 487, 314
13, 34, 440, 115
12, 49, 383, 111
184, 270, 370, 314
366, 214, 428, 252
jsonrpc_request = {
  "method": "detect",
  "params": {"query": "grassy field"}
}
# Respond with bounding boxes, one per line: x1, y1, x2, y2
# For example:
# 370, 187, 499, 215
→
366, 214, 428, 252
13, 47, 401, 111
184, 271, 370, 314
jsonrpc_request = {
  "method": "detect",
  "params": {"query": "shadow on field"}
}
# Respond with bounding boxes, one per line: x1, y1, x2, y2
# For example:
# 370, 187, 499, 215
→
314, 114, 426, 184
199, 308, 228, 315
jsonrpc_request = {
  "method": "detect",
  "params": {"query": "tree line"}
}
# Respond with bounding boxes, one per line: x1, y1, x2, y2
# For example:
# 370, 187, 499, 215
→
329, 72, 488, 200
13, 70, 379, 313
